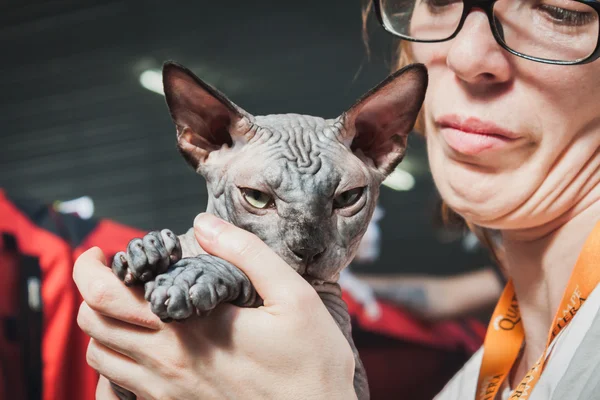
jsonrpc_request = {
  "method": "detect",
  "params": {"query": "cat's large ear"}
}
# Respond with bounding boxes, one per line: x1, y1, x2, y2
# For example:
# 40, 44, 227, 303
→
339, 63, 428, 176
163, 61, 253, 170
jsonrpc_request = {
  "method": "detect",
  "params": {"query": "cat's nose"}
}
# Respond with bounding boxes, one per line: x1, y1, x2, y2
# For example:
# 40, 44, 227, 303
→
290, 246, 326, 264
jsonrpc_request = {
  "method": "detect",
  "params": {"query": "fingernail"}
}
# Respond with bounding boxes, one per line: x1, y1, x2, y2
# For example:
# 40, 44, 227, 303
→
194, 213, 226, 242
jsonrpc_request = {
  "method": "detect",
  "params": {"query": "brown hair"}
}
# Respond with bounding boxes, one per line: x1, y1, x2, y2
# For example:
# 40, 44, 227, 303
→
361, 1, 505, 270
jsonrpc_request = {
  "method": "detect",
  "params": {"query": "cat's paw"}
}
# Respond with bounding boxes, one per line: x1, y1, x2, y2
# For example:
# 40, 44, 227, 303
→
112, 229, 182, 286
144, 256, 235, 322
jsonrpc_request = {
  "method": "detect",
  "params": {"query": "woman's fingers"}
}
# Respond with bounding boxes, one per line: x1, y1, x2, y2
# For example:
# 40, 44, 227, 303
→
87, 339, 149, 397
193, 213, 317, 307
73, 247, 163, 330
78, 302, 158, 363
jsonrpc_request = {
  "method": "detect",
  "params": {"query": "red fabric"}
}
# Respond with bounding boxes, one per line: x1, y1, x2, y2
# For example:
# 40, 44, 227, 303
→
0, 190, 77, 400
343, 293, 486, 399
344, 293, 485, 354
0, 235, 26, 400
0, 189, 146, 400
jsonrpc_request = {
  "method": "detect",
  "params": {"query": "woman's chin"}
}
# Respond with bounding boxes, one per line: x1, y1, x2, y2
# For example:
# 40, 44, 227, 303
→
441, 191, 549, 231
428, 141, 552, 230
435, 173, 531, 229
442, 197, 509, 229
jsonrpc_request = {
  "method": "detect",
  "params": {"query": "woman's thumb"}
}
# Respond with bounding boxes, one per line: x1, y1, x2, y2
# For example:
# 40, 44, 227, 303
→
193, 213, 312, 304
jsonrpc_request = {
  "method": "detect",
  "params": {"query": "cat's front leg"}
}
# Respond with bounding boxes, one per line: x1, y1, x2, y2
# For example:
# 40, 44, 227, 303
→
144, 255, 262, 322
317, 284, 370, 400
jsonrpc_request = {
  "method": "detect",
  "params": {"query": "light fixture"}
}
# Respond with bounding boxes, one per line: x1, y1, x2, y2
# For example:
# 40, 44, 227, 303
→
382, 168, 415, 191
139, 69, 164, 95
54, 196, 95, 219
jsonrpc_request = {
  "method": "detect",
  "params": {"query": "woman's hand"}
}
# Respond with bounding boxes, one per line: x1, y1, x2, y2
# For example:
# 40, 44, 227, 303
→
74, 213, 357, 400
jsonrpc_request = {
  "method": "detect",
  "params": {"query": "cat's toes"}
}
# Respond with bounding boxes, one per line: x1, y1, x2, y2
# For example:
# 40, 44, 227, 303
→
112, 244, 152, 286
149, 283, 193, 322
172, 259, 227, 313
126, 238, 151, 284
111, 229, 181, 286
159, 229, 182, 263
146, 259, 232, 321
166, 285, 193, 320
111, 251, 130, 282
147, 266, 193, 321
189, 275, 228, 313
146, 271, 174, 319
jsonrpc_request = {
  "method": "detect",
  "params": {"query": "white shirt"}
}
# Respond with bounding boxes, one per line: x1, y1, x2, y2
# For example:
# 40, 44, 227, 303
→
434, 284, 600, 400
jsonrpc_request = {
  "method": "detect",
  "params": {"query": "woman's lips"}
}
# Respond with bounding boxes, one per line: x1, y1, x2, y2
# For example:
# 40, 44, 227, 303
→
436, 116, 520, 156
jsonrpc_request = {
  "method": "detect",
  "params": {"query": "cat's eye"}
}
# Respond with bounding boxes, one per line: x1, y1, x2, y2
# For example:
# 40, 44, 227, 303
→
241, 188, 274, 209
333, 187, 365, 209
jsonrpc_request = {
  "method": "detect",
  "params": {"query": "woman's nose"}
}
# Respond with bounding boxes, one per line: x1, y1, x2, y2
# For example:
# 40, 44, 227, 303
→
446, 10, 513, 85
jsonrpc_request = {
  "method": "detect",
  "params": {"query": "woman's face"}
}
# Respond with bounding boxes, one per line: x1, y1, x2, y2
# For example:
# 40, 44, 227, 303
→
410, 7, 600, 231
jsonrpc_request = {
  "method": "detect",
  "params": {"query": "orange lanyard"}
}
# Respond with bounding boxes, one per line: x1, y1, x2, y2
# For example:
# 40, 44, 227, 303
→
476, 221, 600, 400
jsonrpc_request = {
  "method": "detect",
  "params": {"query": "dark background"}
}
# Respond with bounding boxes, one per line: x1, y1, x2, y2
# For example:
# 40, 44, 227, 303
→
0, 0, 491, 277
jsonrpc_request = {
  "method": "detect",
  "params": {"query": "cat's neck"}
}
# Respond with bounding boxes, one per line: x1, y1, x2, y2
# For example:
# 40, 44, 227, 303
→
178, 227, 205, 258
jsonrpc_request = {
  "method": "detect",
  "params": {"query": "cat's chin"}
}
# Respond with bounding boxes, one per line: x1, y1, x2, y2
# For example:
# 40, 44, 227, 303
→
286, 258, 341, 284
302, 276, 325, 285
302, 275, 338, 288
301, 266, 344, 286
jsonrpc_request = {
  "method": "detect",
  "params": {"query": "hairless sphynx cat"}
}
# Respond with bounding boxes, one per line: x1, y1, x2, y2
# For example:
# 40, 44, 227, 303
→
109, 61, 428, 400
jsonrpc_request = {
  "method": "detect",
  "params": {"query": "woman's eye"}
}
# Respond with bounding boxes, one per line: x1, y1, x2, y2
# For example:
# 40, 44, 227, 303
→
539, 4, 597, 27
423, 0, 458, 6
421, 0, 460, 12
333, 187, 365, 209
241, 189, 273, 209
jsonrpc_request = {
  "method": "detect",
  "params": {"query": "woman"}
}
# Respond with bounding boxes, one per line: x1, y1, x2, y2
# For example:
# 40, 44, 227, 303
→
74, 0, 600, 399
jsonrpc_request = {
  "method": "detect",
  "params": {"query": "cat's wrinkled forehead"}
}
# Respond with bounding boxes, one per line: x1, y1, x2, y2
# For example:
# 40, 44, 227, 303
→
245, 113, 351, 195
250, 113, 347, 165
252, 113, 340, 143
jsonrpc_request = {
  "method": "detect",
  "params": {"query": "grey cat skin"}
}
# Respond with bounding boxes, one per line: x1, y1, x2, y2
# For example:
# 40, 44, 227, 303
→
110, 61, 428, 400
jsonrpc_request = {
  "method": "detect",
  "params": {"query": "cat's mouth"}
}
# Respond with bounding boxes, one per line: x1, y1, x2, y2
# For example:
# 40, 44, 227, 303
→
289, 257, 309, 276
301, 275, 327, 286
287, 253, 343, 285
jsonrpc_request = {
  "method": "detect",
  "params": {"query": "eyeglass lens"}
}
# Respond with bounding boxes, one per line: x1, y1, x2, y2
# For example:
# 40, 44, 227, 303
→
380, 0, 599, 63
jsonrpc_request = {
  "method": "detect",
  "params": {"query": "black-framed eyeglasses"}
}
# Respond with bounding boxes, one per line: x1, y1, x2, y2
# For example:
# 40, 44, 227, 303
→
373, 0, 600, 65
